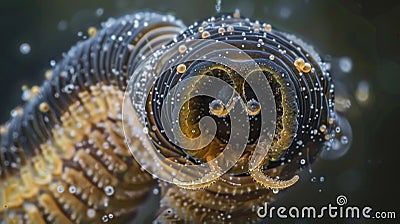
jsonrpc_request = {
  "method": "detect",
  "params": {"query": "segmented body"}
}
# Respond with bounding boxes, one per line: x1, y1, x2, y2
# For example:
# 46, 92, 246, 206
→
0, 12, 341, 223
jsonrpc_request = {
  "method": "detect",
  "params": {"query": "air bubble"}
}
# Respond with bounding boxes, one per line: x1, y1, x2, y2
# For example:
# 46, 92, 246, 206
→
272, 189, 279, 194
215, 0, 222, 13
104, 185, 114, 196
19, 43, 31, 55
69, 186, 76, 194
57, 185, 64, 193
320, 113, 352, 160
340, 136, 348, 145
87, 209, 96, 218
209, 99, 225, 117
246, 99, 261, 115
50, 60, 56, 67
102, 215, 108, 222
339, 57, 352, 73
96, 8, 104, 17
279, 7, 292, 19
58, 20, 68, 31
319, 124, 327, 133
355, 80, 370, 104
300, 159, 306, 165
153, 188, 159, 195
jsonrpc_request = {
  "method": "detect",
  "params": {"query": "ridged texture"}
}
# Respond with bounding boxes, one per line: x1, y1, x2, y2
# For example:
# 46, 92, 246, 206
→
0, 12, 184, 223
0, 11, 341, 224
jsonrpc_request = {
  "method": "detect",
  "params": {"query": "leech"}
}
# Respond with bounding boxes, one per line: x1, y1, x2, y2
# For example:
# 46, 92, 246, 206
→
250, 168, 299, 190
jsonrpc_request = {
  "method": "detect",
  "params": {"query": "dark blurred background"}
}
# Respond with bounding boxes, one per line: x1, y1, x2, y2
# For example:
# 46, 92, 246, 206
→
0, 0, 399, 223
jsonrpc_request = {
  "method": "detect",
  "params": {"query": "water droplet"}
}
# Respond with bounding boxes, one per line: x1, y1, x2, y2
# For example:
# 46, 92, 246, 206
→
19, 43, 31, 55
355, 80, 370, 104
319, 124, 327, 133
152, 188, 159, 195
215, 0, 222, 13
87, 209, 96, 218
246, 99, 261, 115
96, 8, 104, 17
21, 89, 31, 101
320, 114, 352, 160
57, 185, 64, 193
69, 186, 76, 194
58, 20, 68, 31
340, 136, 348, 145
104, 186, 114, 196
50, 60, 56, 67
339, 57, 352, 73
209, 99, 226, 117
102, 215, 108, 222
279, 7, 292, 19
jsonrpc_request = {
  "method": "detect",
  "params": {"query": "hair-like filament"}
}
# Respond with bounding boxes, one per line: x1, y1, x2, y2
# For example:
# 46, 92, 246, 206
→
172, 156, 222, 190
250, 168, 299, 190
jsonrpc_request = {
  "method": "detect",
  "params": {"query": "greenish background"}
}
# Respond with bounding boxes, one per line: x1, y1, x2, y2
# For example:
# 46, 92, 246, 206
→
0, 0, 399, 223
